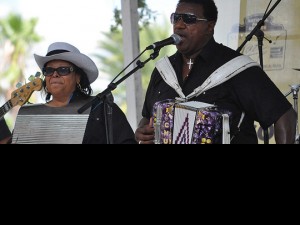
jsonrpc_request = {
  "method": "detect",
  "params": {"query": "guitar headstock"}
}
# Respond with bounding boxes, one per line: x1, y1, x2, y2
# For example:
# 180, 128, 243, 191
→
10, 72, 43, 107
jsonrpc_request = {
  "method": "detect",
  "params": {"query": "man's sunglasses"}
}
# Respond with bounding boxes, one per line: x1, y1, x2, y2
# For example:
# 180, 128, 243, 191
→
43, 67, 75, 77
171, 13, 208, 25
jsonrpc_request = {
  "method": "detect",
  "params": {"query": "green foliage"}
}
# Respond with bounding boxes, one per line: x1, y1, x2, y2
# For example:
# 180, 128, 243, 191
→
0, 13, 42, 128
111, 0, 157, 32
0, 13, 40, 44
96, 17, 176, 109
0, 13, 42, 86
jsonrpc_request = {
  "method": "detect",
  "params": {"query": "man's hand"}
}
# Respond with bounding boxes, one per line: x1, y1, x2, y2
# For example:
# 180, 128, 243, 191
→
135, 118, 155, 144
274, 108, 297, 144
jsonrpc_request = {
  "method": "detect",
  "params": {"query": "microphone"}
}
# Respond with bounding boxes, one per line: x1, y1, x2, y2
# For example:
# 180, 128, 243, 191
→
146, 34, 182, 50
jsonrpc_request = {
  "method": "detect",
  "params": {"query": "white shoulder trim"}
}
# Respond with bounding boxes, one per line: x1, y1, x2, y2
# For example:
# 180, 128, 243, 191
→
155, 55, 260, 100
186, 55, 260, 99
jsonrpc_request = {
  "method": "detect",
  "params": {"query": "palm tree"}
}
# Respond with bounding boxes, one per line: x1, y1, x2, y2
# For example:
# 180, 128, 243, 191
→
111, 0, 156, 32
95, 18, 176, 110
0, 13, 42, 128
0, 13, 41, 88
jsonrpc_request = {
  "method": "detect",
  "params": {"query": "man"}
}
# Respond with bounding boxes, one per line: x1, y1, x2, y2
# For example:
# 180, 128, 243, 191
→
0, 119, 12, 144
135, 0, 297, 144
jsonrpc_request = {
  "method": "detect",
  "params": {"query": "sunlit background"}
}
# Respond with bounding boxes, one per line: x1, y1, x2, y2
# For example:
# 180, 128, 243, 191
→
0, 0, 175, 128
0, 0, 175, 91
1, 0, 299, 143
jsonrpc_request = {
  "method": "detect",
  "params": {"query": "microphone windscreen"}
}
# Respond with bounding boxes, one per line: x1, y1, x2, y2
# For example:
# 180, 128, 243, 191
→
171, 34, 182, 45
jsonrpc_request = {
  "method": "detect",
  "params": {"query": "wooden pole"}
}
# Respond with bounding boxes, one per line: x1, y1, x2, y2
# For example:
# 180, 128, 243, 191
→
121, 0, 143, 131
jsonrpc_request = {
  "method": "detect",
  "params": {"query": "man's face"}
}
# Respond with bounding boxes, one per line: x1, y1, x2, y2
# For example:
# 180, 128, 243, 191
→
173, 3, 216, 57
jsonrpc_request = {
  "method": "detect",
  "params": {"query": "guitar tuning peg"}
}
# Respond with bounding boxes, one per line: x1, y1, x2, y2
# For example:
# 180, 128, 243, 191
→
35, 72, 41, 78
28, 75, 35, 82
16, 82, 23, 89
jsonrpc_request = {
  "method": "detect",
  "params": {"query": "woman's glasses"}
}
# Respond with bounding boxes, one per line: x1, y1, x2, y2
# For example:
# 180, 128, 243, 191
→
43, 67, 75, 77
171, 13, 208, 25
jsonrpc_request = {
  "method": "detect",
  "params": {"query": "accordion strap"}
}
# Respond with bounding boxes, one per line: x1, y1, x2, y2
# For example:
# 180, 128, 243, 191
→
186, 55, 260, 99
223, 114, 231, 144
155, 55, 260, 100
155, 56, 186, 98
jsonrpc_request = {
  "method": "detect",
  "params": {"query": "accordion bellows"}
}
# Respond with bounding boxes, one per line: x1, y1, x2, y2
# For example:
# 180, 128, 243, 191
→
152, 99, 231, 144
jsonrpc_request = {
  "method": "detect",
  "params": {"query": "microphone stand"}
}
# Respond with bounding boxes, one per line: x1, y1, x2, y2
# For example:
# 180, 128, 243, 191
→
237, 0, 281, 144
237, 0, 281, 53
78, 49, 161, 144
285, 84, 300, 144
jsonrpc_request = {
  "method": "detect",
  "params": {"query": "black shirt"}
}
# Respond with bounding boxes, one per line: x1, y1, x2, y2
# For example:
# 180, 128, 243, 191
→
0, 119, 11, 141
142, 38, 292, 144
9, 93, 136, 144
83, 99, 137, 144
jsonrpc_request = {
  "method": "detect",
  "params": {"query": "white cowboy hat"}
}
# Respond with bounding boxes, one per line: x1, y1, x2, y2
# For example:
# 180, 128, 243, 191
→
34, 42, 99, 84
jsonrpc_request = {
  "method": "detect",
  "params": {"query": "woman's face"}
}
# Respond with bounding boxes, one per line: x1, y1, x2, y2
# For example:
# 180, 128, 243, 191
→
44, 60, 80, 99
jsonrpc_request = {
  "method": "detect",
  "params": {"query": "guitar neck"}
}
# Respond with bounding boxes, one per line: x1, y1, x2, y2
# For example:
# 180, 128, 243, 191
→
0, 100, 13, 120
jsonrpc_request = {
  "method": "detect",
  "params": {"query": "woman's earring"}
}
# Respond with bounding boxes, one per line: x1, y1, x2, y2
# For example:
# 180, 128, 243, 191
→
77, 83, 82, 91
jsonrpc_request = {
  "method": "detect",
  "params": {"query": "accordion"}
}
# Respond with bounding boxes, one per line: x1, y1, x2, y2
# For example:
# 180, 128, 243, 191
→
152, 99, 231, 144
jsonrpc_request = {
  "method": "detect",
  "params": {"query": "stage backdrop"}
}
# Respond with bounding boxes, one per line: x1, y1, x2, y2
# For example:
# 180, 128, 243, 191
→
215, 0, 299, 144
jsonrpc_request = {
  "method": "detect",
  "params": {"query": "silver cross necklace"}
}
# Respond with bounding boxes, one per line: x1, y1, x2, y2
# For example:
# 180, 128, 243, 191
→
187, 58, 194, 70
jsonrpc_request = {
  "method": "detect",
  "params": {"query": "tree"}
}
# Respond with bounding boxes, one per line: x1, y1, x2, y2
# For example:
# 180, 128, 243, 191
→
95, 18, 176, 110
111, 0, 157, 32
0, 13, 41, 89
0, 13, 42, 128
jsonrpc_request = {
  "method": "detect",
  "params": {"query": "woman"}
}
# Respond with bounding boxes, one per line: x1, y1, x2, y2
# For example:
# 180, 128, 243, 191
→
11, 42, 137, 144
